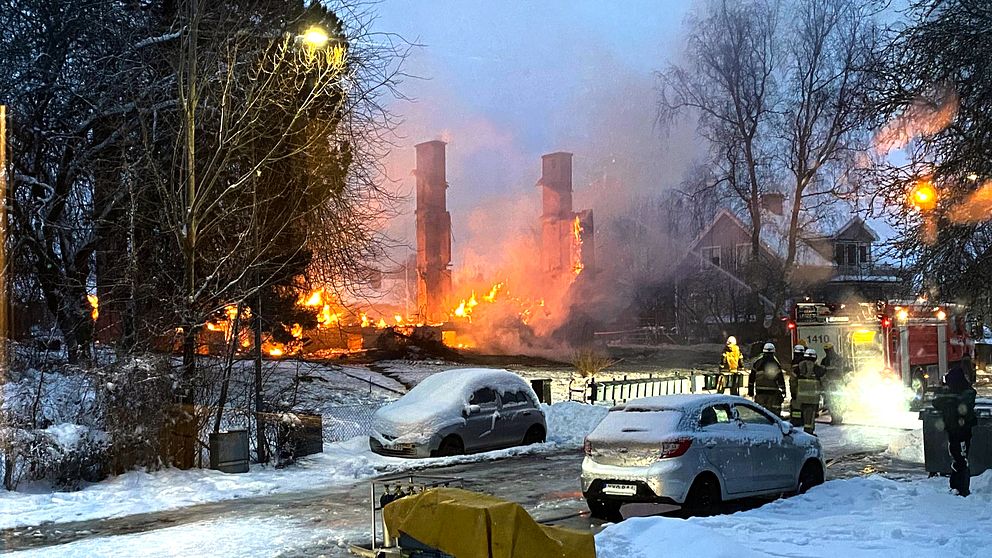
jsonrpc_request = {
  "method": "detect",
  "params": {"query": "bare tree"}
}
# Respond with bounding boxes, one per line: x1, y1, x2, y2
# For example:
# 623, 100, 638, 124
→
777, 0, 879, 282
0, 0, 148, 363
658, 0, 779, 260
659, 0, 881, 311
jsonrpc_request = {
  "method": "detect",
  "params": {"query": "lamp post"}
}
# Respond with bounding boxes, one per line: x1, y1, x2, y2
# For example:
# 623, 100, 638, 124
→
252, 25, 331, 464
0, 105, 7, 374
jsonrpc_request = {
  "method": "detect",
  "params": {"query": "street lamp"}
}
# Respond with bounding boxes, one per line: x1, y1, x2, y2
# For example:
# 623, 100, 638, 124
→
301, 26, 329, 48
909, 179, 938, 212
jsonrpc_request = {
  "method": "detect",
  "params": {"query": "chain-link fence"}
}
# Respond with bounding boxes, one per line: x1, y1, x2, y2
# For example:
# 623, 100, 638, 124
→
323, 402, 386, 442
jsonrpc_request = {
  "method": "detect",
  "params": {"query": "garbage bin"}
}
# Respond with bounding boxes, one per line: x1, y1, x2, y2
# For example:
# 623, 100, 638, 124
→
209, 429, 249, 473
920, 400, 992, 476
530, 378, 553, 404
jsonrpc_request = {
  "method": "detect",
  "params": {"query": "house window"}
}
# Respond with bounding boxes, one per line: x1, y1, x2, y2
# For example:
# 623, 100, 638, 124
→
701, 246, 721, 268
835, 242, 872, 267
735, 243, 750, 271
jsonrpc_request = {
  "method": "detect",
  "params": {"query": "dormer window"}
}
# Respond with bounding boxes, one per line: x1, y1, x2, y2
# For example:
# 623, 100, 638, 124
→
835, 242, 871, 266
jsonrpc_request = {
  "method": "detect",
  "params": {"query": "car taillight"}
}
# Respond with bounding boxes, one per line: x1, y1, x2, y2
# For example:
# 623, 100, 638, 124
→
659, 438, 692, 458
583, 437, 592, 456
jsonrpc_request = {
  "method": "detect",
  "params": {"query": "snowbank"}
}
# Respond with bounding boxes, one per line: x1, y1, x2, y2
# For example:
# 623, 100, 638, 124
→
597, 472, 992, 558
0, 401, 606, 530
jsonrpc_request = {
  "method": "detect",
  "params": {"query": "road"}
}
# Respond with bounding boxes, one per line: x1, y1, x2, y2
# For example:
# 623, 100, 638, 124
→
0, 428, 926, 557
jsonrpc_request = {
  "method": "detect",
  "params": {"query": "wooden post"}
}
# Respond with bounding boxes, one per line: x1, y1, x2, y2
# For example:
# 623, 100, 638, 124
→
0, 105, 8, 373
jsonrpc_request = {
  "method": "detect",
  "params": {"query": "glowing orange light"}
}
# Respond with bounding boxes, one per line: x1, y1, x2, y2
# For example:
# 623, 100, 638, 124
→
909, 180, 938, 211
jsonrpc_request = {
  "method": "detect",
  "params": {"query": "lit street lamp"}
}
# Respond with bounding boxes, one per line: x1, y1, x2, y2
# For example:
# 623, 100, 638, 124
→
909, 179, 938, 212
301, 26, 329, 48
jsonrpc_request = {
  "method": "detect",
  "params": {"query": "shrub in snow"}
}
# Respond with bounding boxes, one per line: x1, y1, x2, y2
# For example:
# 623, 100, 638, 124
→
1, 354, 174, 490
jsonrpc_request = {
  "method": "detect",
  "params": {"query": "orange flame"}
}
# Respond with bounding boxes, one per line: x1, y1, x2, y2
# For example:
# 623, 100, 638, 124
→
572, 216, 584, 275
86, 294, 99, 321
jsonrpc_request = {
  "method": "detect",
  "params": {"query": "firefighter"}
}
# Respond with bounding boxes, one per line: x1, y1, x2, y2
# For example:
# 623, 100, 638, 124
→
791, 344, 807, 370
933, 366, 978, 496
749, 343, 786, 416
790, 347, 822, 434
820, 342, 845, 425
718, 336, 744, 394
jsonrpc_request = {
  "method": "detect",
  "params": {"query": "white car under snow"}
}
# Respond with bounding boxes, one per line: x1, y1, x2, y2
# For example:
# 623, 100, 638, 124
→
369, 368, 547, 458
582, 394, 824, 520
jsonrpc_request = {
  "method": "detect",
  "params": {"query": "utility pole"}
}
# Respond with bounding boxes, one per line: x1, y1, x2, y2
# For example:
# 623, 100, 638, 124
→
0, 105, 9, 375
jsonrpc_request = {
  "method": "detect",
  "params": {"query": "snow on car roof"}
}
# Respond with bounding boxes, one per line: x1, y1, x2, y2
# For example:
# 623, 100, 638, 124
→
617, 394, 752, 413
410, 368, 532, 399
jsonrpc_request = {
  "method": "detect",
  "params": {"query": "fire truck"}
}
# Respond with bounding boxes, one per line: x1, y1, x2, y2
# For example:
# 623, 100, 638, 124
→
789, 301, 973, 392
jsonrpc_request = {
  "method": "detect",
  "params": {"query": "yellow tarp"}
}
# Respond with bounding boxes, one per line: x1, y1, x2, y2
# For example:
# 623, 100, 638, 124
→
382, 487, 596, 558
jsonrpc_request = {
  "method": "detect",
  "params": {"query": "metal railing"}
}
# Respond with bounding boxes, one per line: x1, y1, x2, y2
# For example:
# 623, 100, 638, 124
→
586, 372, 703, 405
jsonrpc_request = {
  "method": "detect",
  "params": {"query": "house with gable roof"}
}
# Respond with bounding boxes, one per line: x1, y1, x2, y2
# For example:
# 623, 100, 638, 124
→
671, 196, 905, 340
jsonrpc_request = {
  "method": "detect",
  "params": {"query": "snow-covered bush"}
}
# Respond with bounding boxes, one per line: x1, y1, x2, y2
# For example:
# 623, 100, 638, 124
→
1, 353, 174, 489
97, 356, 175, 474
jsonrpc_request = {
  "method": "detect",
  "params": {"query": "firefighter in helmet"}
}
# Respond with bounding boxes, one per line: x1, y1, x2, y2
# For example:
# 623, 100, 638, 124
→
820, 342, 846, 424
718, 336, 745, 394
791, 344, 807, 370
749, 342, 786, 416
790, 347, 822, 434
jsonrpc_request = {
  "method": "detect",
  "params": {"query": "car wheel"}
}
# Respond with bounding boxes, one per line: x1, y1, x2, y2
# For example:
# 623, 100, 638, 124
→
585, 498, 623, 522
797, 460, 824, 494
522, 425, 546, 445
682, 475, 721, 517
432, 435, 464, 457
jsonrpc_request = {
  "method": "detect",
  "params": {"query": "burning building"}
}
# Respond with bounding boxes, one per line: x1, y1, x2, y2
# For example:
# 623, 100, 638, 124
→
539, 152, 594, 285
415, 140, 452, 323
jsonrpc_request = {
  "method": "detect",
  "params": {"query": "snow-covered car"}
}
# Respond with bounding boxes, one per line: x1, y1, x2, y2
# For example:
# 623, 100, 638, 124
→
369, 368, 547, 458
581, 394, 824, 520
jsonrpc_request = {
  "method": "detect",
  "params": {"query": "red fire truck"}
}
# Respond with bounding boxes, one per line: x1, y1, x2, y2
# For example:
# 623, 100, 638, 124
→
789, 301, 972, 392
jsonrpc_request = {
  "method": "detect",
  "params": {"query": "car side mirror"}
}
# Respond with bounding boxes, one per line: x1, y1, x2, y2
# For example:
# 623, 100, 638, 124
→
780, 421, 793, 436
463, 404, 481, 417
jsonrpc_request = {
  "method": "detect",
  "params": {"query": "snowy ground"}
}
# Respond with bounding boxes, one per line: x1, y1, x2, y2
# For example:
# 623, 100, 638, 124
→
6, 515, 363, 558
596, 472, 992, 558
0, 401, 607, 530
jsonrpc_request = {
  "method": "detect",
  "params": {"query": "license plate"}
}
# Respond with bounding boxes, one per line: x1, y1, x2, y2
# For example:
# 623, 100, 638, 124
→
603, 483, 637, 496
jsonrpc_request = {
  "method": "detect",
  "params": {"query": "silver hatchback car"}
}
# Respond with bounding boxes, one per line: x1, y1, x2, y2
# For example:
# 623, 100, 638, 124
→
369, 368, 547, 458
581, 394, 824, 520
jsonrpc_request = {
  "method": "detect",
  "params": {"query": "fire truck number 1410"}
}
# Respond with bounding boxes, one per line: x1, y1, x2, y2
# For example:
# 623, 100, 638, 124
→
806, 335, 831, 345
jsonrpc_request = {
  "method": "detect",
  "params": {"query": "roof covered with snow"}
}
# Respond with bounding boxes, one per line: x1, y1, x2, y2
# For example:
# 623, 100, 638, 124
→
616, 394, 753, 413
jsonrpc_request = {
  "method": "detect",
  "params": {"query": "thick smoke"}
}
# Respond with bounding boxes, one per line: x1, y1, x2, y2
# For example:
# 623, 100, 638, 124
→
378, 7, 704, 353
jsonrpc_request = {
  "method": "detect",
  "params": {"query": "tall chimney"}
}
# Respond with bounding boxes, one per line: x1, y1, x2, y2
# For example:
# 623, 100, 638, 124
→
540, 152, 574, 277
415, 141, 451, 323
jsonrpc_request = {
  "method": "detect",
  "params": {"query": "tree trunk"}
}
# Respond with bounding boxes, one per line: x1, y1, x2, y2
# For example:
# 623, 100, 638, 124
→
213, 304, 242, 433
253, 292, 267, 463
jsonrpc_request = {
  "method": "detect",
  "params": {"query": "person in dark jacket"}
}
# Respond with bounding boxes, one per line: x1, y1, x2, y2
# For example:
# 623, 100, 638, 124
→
932, 366, 978, 496
750, 342, 786, 416
819, 343, 846, 424
790, 348, 822, 434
